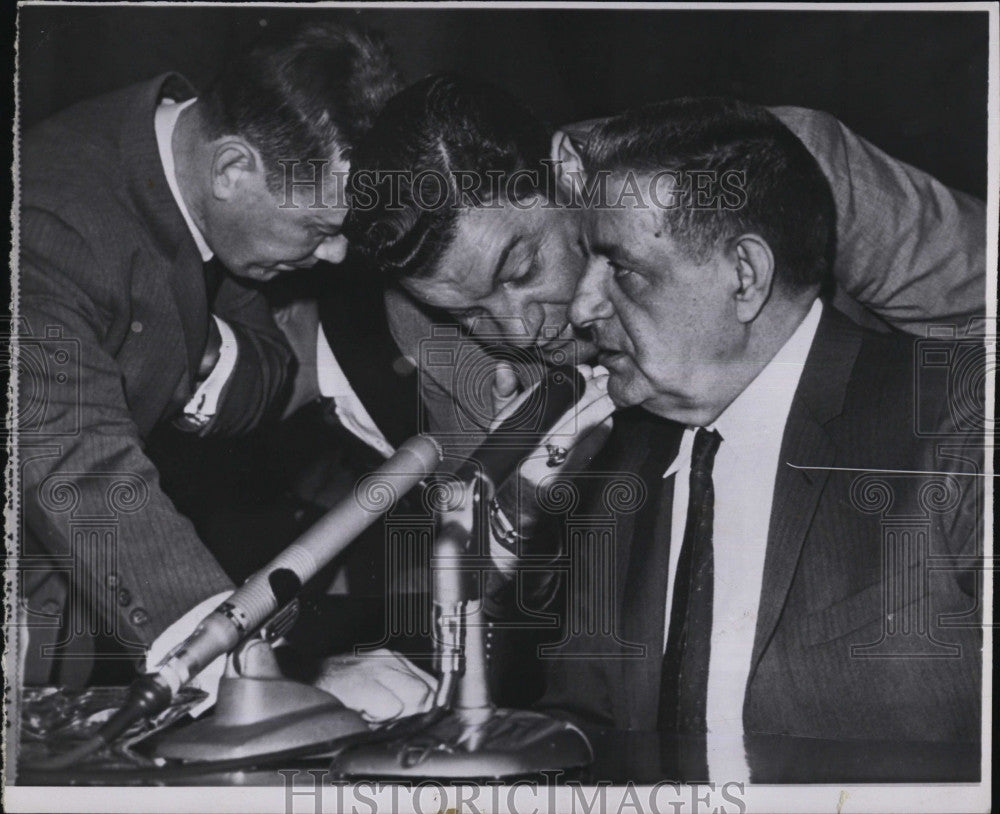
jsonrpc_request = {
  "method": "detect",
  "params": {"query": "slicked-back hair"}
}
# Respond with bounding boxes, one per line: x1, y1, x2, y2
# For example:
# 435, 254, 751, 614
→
585, 97, 836, 292
200, 22, 401, 192
344, 73, 552, 281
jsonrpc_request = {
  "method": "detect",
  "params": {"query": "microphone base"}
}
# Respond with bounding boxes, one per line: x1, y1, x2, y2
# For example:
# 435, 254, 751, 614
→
153, 674, 368, 762
329, 708, 592, 779
153, 639, 368, 762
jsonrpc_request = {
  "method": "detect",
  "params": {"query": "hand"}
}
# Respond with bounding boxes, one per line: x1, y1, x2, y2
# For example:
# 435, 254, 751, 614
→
492, 364, 616, 538
146, 591, 233, 717
312, 648, 438, 723
490, 360, 522, 422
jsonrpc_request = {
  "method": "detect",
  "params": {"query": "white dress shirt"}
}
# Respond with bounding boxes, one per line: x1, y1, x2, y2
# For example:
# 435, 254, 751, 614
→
154, 97, 238, 427
661, 298, 823, 779
316, 326, 396, 459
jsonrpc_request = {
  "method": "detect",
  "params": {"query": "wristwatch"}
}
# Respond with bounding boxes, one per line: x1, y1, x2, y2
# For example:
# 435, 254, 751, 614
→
488, 497, 525, 549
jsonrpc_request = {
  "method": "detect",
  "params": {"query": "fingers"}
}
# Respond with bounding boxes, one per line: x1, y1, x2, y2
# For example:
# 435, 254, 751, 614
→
490, 362, 612, 432
185, 652, 227, 717
313, 649, 438, 724
492, 361, 519, 402
363, 656, 436, 722
514, 393, 616, 485
542, 374, 615, 443
490, 362, 530, 429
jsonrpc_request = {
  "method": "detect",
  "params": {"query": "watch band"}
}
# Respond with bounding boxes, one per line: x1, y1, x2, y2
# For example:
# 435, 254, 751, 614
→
488, 497, 524, 548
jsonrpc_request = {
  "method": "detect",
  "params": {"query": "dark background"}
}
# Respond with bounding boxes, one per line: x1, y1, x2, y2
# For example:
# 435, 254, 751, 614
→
18, 5, 989, 198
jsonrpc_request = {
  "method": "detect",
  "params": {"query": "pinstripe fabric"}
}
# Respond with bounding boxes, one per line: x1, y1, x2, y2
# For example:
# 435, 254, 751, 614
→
18, 75, 294, 676
538, 309, 982, 747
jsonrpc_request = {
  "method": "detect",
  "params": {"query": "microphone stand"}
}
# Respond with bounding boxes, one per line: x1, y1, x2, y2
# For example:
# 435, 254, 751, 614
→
329, 473, 593, 779
152, 605, 369, 762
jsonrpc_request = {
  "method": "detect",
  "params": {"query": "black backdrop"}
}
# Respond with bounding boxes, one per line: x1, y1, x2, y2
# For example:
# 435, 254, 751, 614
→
18, 5, 989, 198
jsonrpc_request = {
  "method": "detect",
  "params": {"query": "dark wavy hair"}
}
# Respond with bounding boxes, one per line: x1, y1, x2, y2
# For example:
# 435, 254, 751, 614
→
585, 97, 836, 291
344, 73, 552, 280
201, 22, 401, 192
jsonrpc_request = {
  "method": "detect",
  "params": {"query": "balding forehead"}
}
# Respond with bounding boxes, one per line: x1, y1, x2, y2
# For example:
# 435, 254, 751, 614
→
585, 177, 664, 240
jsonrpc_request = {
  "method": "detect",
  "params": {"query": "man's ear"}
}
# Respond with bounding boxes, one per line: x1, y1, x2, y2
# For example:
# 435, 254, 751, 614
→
550, 130, 587, 200
210, 138, 259, 201
731, 233, 775, 323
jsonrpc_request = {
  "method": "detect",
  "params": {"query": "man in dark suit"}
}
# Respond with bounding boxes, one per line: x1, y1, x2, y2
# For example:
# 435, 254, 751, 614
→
270, 76, 987, 727
15, 23, 410, 700
547, 97, 983, 779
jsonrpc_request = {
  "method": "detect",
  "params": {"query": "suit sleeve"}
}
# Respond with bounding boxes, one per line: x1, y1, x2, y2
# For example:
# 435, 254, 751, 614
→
18, 209, 235, 646
198, 275, 295, 436
769, 106, 986, 334
531, 544, 618, 729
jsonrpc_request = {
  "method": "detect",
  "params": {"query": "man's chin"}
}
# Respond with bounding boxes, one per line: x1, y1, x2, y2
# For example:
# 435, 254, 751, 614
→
606, 377, 641, 409
231, 265, 279, 283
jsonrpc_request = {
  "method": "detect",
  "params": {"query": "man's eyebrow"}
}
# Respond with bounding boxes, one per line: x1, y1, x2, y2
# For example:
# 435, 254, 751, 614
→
589, 241, 636, 265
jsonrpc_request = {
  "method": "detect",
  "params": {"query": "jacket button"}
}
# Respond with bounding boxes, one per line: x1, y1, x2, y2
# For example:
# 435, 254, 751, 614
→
392, 355, 416, 375
41, 599, 61, 615
129, 607, 149, 626
106, 573, 119, 588
118, 589, 132, 606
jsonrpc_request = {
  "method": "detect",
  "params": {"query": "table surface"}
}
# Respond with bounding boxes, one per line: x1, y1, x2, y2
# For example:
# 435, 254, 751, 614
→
14, 688, 981, 786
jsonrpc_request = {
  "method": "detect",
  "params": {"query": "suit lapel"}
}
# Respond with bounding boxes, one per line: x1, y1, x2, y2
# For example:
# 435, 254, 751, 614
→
748, 308, 864, 684
120, 73, 207, 389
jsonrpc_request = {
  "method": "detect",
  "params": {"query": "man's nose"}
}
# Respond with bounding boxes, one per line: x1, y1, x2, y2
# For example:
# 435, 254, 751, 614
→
569, 260, 614, 328
314, 235, 349, 265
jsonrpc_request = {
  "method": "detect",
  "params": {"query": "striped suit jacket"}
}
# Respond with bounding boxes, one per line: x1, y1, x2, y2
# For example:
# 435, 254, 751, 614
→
17, 74, 293, 680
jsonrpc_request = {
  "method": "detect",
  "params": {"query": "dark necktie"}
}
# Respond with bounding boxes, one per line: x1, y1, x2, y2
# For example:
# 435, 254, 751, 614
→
203, 257, 224, 305
659, 427, 723, 736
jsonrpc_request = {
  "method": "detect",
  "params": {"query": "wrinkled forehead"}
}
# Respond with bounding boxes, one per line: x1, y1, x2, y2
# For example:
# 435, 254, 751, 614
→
584, 171, 669, 246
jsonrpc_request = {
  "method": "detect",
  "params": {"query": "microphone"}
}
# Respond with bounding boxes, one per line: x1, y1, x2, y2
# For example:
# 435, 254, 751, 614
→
67, 434, 445, 748
451, 365, 586, 489
153, 364, 581, 696
153, 434, 443, 693
52, 367, 583, 768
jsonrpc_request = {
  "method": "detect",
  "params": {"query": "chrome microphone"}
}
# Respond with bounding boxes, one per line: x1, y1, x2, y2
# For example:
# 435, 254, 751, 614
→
148, 434, 444, 698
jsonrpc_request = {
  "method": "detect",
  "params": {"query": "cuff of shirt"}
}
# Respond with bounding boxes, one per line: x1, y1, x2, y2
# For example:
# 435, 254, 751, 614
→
181, 316, 239, 429
489, 502, 521, 576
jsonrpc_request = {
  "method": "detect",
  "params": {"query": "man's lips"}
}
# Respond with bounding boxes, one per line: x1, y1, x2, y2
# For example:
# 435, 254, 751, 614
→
596, 347, 627, 366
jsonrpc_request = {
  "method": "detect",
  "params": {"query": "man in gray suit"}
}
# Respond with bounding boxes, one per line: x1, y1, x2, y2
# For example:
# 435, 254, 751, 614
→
15, 23, 437, 716
551, 97, 982, 779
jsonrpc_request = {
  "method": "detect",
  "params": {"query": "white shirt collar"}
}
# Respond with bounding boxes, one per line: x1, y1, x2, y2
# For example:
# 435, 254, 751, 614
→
665, 298, 824, 477
154, 97, 213, 262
